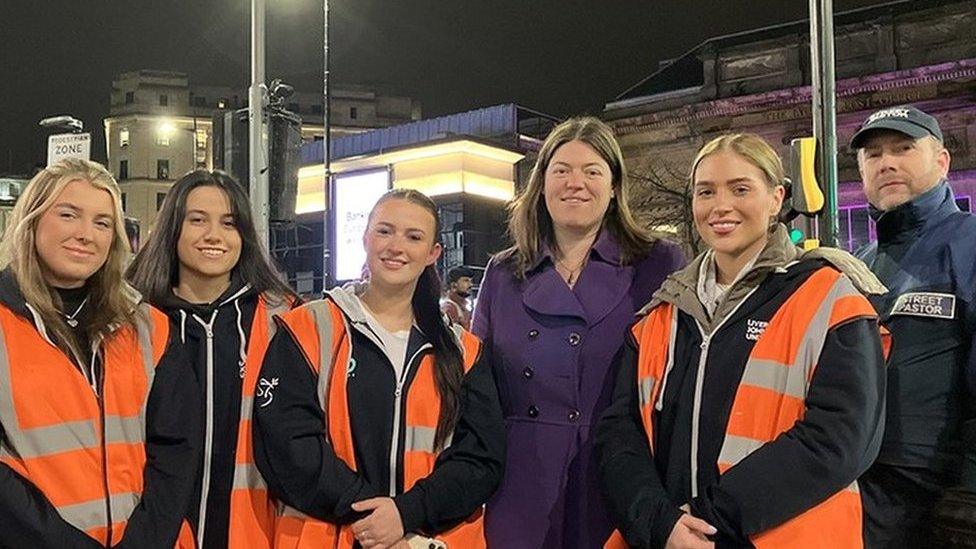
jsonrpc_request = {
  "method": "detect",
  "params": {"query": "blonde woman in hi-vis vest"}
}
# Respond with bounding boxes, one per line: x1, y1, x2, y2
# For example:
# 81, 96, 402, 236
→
253, 189, 505, 549
0, 159, 199, 548
597, 134, 890, 549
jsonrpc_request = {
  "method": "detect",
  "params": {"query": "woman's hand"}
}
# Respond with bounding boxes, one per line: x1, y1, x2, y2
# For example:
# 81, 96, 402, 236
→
665, 513, 717, 549
351, 497, 405, 549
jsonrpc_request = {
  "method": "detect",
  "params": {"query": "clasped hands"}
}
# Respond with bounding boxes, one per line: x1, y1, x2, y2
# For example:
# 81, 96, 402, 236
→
350, 497, 411, 549
665, 503, 718, 549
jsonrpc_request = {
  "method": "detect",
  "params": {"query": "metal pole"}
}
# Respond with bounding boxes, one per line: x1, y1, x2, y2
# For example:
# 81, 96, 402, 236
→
322, 0, 331, 293
250, 0, 270, 249
809, 0, 839, 246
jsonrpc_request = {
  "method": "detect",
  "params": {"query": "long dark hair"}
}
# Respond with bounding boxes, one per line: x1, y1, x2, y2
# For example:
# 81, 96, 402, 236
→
371, 189, 463, 450
127, 169, 296, 305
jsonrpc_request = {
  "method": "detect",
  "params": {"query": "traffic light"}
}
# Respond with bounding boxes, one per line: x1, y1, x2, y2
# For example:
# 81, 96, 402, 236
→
780, 137, 825, 250
789, 228, 804, 244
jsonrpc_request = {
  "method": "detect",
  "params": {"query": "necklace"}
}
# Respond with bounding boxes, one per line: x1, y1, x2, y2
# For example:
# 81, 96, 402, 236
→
555, 252, 590, 287
61, 296, 89, 327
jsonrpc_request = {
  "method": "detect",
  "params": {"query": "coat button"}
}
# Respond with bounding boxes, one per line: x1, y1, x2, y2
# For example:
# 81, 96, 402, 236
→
527, 405, 539, 418
568, 409, 581, 422
568, 332, 582, 346
523, 366, 534, 379
527, 329, 539, 339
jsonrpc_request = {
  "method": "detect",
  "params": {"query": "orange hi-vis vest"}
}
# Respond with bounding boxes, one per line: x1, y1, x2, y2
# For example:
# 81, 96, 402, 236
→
624, 266, 879, 549
226, 294, 292, 549
272, 298, 486, 549
0, 301, 194, 547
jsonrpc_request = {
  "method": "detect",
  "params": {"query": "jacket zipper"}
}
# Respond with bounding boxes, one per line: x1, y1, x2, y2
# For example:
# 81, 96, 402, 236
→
688, 286, 760, 498
193, 310, 218, 548
95, 347, 113, 548
388, 343, 432, 496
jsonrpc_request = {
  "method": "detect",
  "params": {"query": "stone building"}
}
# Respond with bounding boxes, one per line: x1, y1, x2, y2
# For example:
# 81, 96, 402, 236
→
103, 69, 421, 241
604, 0, 976, 253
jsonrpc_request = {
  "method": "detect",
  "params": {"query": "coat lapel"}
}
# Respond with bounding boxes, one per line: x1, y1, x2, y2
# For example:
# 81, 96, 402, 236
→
521, 266, 587, 321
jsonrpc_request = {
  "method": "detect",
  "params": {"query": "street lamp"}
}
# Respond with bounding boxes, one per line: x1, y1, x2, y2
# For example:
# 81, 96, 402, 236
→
39, 115, 84, 133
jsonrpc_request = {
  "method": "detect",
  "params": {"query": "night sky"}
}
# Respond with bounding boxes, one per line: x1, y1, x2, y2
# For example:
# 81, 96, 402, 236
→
2, 0, 883, 175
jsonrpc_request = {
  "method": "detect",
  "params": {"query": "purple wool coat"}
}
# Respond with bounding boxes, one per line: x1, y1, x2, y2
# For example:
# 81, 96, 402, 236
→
472, 231, 685, 548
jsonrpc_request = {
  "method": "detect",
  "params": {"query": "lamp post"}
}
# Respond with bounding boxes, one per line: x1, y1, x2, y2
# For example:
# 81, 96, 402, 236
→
322, 0, 331, 292
250, 0, 270, 249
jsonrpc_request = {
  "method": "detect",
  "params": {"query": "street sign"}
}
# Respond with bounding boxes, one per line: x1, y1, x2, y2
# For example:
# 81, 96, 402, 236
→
47, 132, 91, 165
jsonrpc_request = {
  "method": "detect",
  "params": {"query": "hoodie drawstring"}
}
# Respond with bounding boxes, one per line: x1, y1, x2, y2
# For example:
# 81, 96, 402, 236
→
233, 298, 247, 379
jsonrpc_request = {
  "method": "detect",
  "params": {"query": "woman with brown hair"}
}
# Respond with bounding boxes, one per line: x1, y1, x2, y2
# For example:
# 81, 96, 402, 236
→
0, 159, 198, 548
472, 116, 685, 548
253, 189, 505, 548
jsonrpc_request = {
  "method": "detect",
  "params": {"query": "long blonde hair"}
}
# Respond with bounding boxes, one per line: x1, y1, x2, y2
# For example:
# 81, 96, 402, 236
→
0, 159, 140, 363
690, 133, 785, 190
503, 116, 656, 278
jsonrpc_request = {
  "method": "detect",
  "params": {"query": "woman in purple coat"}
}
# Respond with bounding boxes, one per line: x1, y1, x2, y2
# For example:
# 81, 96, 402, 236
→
472, 117, 685, 548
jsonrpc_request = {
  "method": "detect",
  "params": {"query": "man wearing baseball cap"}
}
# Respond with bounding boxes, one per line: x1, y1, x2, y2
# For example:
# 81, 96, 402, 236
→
851, 105, 976, 547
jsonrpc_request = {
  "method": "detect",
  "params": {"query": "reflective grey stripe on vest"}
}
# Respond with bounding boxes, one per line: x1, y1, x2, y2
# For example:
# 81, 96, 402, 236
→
638, 377, 657, 410
232, 461, 268, 491
719, 273, 863, 469
404, 425, 438, 454
58, 491, 140, 532
0, 304, 158, 533
306, 300, 339, 413
229, 297, 290, 493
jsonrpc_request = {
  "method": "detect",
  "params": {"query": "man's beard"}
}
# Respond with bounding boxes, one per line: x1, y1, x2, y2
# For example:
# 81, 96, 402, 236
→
454, 289, 471, 298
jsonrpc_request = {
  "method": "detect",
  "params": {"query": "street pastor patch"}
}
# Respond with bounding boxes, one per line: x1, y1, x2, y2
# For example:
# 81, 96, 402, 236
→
889, 292, 956, 320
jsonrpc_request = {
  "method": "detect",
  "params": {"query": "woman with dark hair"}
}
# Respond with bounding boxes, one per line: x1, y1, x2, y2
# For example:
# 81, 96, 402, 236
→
128, 169, 298, 549
253, 189, 505, 548
472, 116, 685, 548
0, 159, 198, 548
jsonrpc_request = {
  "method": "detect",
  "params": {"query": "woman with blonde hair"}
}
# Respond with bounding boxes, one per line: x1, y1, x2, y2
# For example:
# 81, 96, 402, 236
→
472, 116, 685, 548
0, 159, 199, 548
597, 133, 887, 548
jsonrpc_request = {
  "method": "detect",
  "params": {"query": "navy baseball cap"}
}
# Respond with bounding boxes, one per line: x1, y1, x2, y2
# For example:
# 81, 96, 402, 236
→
850, 105, 943, 149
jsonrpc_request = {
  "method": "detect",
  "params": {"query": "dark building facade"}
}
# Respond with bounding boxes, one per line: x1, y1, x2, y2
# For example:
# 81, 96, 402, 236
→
604, 0, 976, 252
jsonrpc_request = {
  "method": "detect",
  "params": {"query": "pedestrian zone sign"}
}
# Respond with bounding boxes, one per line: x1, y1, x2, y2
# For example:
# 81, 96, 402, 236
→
47, 132, 91, 166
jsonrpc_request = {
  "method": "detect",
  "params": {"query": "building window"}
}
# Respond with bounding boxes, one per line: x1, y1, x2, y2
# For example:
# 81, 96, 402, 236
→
121, 192, 127, 212
125, 91, 134, 104
156, 192, 167, 211
159, 94, 168, 106
157, 159, 170, 180
288, 102, 300, 112
350, 107, 358, 119
193, 96, 206, 107
119, 159, 128, 180
119, 128, 129, 148
311, 104, 323, 115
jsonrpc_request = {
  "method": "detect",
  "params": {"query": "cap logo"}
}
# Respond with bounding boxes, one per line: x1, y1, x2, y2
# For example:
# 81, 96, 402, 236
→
866, 108, 911, 124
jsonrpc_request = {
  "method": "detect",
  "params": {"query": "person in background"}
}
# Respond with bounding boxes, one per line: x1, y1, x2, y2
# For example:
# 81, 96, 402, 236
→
0, 159, 199, 548
253, 189, 505, 548
850, 105, 976, 548
473, 116, 685, 548
127, 169, 299, 549
440, 265, 475, 329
